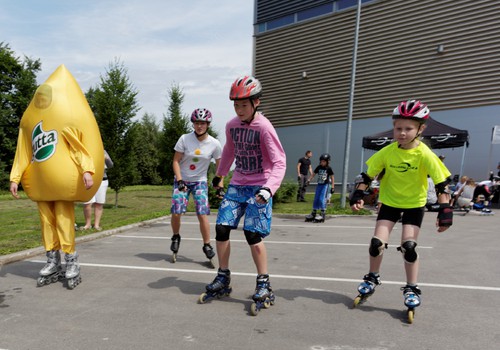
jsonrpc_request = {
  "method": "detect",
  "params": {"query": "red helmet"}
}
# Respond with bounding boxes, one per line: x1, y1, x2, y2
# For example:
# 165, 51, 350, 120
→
229, 76, 262, 100
392, 99, 430, 123
191, 108, 212, 123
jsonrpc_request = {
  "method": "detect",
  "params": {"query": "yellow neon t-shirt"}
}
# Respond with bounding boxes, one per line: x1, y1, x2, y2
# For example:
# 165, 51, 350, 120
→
366, 142, 451, 208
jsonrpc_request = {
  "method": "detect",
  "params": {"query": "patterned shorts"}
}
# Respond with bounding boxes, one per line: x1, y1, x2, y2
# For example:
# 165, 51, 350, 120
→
216, 184, 273, 237
170, 180, 210, 215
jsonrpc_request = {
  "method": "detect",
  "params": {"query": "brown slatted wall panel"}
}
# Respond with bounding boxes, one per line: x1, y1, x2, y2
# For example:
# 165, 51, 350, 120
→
255, 0, 500, 127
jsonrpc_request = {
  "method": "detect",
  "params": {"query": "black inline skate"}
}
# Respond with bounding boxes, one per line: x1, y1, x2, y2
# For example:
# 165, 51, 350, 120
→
305, 210, 316, 222
37, 250, 64, 287
250, 274, 275, 316
170, 234, 181, 263
353, 272, 380, 307
401, 284, 421, 324
313, 211, 326, 223
198, 268, 232, 304
65, 252, 81, 290
202, 243, 216, 268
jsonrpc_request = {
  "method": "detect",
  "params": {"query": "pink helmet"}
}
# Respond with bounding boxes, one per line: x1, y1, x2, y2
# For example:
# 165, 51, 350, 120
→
392, 99, 430, 123
191, 108, 212, 123
229, 76, 262, 100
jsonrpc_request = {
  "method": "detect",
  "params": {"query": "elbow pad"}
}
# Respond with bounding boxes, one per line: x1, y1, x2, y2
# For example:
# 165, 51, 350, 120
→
355, 172, 373, 187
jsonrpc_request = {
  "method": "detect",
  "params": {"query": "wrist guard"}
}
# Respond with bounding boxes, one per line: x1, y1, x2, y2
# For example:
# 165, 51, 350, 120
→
215, 187, 225, 198
350, 189, 365, 206
437, 203, 453, 227
177, 179, 186, 191
255, 187, 272, 203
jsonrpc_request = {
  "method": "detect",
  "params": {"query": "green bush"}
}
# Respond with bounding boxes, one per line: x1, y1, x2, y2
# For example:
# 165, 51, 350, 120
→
272, 182, 298, 205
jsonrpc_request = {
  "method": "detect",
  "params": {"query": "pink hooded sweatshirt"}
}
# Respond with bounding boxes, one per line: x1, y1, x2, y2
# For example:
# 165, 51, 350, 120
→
217, 113, 286, 195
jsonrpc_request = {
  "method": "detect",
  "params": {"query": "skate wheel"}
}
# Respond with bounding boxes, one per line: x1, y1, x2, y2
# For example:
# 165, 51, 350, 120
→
198, 293, 208, 304
407, 309, 415, 324
67, 276, 81, 290
263, 300, 271, 309
250, 302, 259, 316
36, 277, 46, 287
171, 253, 177, 263
208, 259, 215, 269
353, 296, 363, 308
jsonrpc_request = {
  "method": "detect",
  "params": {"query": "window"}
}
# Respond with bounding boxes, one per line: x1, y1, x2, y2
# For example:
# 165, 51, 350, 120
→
298, 3, 333, 21
267, 14, 295, 31
338, 0, 372, 11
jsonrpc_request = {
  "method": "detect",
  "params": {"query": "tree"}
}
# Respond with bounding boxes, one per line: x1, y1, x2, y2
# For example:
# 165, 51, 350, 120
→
0, 43, 41, 189
158, 84, 191, 183
86, 59, 140, 206
131, 113, 162, 185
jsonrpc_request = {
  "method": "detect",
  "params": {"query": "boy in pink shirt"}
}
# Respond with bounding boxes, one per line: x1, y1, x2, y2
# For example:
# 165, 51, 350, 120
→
199, 76, 286, 315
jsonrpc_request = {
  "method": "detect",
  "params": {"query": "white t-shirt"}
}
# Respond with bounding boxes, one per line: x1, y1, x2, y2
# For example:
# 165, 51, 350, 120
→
174, 132, 222, 182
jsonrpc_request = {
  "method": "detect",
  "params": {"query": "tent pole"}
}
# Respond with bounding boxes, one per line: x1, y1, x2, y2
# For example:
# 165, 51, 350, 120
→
459, 142, 467, 178
360, 148, 364, 172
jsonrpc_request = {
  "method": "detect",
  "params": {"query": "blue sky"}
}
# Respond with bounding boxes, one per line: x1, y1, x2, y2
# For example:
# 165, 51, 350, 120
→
0, 0, 254, 139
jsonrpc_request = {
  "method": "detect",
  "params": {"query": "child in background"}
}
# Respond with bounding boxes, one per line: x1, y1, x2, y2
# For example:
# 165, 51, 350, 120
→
170, 108, 222, 266
305, 153, 334, 223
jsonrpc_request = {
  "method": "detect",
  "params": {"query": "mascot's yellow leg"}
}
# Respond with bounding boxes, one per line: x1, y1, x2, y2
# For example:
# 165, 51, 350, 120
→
37, 201, 76, 254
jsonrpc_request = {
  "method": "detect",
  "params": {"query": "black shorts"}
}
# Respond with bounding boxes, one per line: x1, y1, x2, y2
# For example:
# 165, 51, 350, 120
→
377, 204, 425, 227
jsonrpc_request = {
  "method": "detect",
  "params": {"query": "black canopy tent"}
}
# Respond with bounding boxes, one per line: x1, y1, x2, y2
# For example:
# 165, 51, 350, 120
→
361, 117, 469, 176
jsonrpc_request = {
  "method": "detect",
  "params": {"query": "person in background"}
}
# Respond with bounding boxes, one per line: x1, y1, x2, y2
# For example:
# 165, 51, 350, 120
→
170, 108, 222, 266
81, 150, 113, 231
297, 150, 313, 202
304, 153, 334, 223
450, 175, 468, 207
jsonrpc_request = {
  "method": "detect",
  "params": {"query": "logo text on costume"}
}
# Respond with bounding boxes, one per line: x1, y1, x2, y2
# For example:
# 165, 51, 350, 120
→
389, 162, 417, 173
32, 121, 58, 162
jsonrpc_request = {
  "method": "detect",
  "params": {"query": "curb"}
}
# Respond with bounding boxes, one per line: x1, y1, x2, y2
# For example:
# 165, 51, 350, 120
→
0, 216, 168, 267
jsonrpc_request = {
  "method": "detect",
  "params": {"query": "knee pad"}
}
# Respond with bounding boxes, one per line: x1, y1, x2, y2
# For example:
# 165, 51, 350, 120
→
215, 225, 231, 242
369, 237, 387, 257
398, 240, 418, 263
244, 230, 262, 245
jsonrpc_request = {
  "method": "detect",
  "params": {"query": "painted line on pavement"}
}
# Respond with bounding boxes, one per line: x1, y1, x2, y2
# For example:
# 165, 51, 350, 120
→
156, 221, 377, 229
28, 260, 500, 291
114, 235, 432, 249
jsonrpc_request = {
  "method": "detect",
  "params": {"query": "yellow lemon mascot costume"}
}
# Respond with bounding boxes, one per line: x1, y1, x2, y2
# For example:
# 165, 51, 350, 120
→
10, 65, 104, 289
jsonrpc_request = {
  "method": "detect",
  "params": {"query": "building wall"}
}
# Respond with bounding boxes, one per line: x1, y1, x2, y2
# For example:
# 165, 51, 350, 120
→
254, 0, 500, 186
254, 0, 500, 127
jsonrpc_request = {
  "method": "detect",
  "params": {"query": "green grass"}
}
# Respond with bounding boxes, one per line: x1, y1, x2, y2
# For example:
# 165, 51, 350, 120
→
0, 185, 371, 255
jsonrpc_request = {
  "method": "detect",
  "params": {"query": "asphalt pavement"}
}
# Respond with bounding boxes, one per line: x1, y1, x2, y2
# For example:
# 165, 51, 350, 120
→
1, 210, 499, 350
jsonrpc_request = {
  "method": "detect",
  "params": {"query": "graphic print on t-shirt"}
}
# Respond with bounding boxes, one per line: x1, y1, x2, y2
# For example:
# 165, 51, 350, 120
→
230, 127, 263, 175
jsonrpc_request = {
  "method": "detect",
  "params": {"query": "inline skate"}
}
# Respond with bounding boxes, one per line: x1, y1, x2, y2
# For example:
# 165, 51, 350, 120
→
199, 268, 232, 303
401, 284, 421, 324
202, 243, 216, 268
250, 274, 275, 316
65, 252, 81, 289
305, 210, 316, 222
313, 211, 326, 223
353, 272, 380, 307
170, 234, 181, 263
37, 250, 64, 287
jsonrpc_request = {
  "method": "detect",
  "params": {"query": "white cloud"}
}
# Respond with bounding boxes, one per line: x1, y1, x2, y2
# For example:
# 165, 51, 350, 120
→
0, 0, 255, 142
